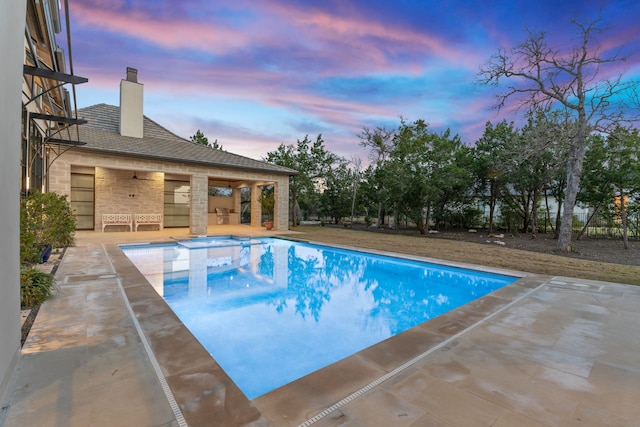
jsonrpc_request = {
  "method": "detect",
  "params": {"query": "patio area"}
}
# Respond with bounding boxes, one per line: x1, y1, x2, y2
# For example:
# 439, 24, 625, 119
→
2, 226, 639, 426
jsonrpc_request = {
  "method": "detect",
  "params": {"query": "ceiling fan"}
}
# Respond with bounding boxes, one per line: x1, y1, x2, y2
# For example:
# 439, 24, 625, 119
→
132, 171, 155, 181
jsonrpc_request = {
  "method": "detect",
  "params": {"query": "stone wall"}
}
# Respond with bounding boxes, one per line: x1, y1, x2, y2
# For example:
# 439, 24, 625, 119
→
207, 196, 234, 213
95, 168, 164, 231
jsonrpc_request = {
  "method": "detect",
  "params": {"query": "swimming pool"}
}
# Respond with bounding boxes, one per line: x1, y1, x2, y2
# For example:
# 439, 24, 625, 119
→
121, 236, 516, 399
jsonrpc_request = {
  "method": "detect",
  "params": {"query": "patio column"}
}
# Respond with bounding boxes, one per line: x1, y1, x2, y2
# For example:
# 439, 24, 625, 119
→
232, 185, 241, 221
251, 183, 262, 227
274, 176, 289, 230
190, 173, 208, 235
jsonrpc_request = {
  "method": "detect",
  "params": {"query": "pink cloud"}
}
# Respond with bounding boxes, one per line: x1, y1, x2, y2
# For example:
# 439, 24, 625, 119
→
71, 4, 250, 54
260, 3, 484, 72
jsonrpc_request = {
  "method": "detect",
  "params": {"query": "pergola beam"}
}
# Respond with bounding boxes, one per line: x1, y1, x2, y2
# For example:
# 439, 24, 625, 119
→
46, 137, 87, 146
30, 112, 87, 125
23, 64, 88, 85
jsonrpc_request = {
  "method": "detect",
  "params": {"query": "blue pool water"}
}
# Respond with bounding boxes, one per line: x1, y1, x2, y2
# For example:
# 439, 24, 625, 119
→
121, 237, 516, 399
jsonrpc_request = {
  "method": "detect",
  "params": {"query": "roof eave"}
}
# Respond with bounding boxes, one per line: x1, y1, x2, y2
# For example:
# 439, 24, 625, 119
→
70, 146, 299, 176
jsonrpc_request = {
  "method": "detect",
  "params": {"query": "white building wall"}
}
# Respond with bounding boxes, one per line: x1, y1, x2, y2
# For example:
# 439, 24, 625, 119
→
119, 75, 144, 138
0, 0, 27, 404
480, 195, 590, 220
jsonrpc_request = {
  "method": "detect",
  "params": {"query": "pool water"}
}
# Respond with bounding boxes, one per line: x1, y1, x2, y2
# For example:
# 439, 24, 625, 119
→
121, 237, 515, 399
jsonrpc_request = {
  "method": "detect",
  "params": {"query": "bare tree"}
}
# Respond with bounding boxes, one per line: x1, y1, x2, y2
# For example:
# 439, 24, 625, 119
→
478, 15, 639, 252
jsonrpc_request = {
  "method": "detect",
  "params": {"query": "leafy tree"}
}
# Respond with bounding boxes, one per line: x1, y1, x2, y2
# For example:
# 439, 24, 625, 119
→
540, 111, 575, 238
320, 159, 357, 224
479, 15, 639, 251
577, 133, 614, 238
359, 126, 395, 227
580, 126, 640, 248
358, 165, 384, 225
265, 135, 338, 226
190, 129, 223, 150
472, 120, 517, 234
431, 142, 475, 230
515, 110, 569, 235
347, 156, 363, 225
387, 119, 464, 234
260, 185, 275, 221
607, 126, 640, 248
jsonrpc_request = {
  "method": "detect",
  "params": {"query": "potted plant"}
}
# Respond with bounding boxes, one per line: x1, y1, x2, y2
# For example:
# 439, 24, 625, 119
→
39, 243, 53, 263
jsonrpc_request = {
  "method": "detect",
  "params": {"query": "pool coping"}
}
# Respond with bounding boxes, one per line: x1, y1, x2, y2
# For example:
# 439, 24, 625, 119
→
105, 237, 543, 427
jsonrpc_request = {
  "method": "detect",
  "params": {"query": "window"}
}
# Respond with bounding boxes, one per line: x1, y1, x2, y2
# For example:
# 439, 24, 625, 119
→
164, 180, 190, 227
70, 173, 95, 229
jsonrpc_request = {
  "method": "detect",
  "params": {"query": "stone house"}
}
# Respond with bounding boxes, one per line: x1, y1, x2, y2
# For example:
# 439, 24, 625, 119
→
47, 68, 296, 234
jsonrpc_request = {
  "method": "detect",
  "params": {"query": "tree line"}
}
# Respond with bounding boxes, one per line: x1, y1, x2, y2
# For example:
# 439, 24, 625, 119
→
265, 116, 639, 247
265, 14, 640, 252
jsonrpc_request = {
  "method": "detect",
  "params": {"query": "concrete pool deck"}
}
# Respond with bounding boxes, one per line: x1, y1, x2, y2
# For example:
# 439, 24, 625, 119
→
2, 226, 640, 426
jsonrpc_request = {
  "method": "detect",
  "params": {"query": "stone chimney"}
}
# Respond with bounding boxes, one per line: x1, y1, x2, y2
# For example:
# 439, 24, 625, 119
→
119, 67, 143, 138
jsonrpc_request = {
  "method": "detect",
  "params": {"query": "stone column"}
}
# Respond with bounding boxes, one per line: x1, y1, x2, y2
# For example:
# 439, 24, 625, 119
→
232, 185, 241, 219
274, 176, 290, 230
190, 174, 208, 235
251, 183, 261, 228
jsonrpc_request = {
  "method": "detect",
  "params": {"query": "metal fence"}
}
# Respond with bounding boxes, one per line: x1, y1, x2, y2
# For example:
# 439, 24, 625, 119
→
324, 210, 640, 241
568, 212, 639, 240
480, 211, 640, 241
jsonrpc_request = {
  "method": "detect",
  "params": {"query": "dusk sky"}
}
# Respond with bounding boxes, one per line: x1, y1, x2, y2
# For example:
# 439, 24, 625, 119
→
66, 0, 640, 161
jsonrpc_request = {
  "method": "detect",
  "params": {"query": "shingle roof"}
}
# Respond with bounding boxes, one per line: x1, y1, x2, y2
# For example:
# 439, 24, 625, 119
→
69, 104, 296, 175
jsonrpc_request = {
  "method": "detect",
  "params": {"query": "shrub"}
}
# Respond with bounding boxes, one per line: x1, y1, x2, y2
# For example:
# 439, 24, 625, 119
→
461, 206, 484, 229
20, 190, 76, 263
20, 266, 57, 307
20, 201, 39, 265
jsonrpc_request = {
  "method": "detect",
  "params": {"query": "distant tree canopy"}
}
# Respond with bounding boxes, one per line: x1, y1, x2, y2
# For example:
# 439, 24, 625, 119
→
478, 15, 640, 252
262, 113, 639, 245
190, 129, 223, 150
359, 118, 474, 234
264, 134, 339, 226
